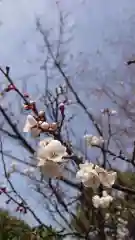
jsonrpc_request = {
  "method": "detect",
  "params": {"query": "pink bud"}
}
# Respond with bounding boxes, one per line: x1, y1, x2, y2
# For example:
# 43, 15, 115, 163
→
40, 122, 49, 130
15, 206, 20, 212
23, 93, 29, 98
19, 207, 24, 213
59, 103, 65, 115
0, 187, 6, 193
23, 104, 31, 110
51, 122, 57, 131
23, 208, 27, 214
5, 84, 16, 92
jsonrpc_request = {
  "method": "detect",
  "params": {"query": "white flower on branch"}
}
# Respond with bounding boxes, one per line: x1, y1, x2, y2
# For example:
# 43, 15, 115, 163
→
76, 163, 100, 189
76, 163, 117, 188
36, 138, 68, 178
23, 114, 41, 137
117, 218, 129, 239
100, 191, 113, 208
95, 166, 117, 188
84, 135, 104, 147
92, 195, 101, 208
37, 138, 68, 163
92, 191, 113, 209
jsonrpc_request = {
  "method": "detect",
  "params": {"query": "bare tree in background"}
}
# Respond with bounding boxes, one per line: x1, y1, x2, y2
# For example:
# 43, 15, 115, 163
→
0, 4, 135, 240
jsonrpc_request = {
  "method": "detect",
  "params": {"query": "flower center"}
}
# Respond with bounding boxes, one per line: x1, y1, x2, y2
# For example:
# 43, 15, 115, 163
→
51, 152, 58, 158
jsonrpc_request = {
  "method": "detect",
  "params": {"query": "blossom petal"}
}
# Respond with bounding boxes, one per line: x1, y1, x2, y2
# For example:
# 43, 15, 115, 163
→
38, 160, 62, 178
95, 166, 117, 187
79, 162, 94, 170
39, 138, 53, 147
92, 195, 101, 208
103, 172, 117, 187
76, 168, 100, 189
31, 128, 41, 137
23, 115, 37, 132
47, 140, 67, 155
37, 139, 67, 163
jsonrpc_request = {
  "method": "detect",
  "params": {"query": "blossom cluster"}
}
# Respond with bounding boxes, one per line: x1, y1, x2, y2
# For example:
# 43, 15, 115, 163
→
76, 162, 116, 188
22, 110, 117, 208
1, 78, 117, 211
23, 113, 57, 137
22, 111, 117, 207
92, 191, 113, 208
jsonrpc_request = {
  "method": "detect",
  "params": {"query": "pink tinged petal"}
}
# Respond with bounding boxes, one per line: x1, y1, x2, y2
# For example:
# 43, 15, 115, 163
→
51, 122, 57, 130
40, 122, 50, 130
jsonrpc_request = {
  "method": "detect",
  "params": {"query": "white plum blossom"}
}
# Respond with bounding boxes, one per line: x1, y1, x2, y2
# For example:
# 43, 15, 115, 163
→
76, 163, 100, 189
23, 114, 41, 137
76, 163, 117, 188
92, 191, 113, 209
100, 194, 113, 208
36, 138, 68, 178
117, 218, 129, 239
95, 165, 117, 187
84, 135, 104, 147
92, 195, 101, 208
105, 213, 110, 220
37, 139, 68, 163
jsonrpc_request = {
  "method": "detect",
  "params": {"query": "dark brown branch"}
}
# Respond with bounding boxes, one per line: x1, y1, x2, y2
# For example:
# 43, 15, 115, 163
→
0, 105, 34, 154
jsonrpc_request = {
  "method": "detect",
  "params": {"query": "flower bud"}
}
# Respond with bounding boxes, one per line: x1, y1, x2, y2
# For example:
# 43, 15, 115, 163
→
59, 102, 65, 115
19, 207, 24, 213
40, 122, 49, 130
15, 206, 20, 212
23, 93, 29, 98
38, 110, 45, 117
5, 84, 16, 92
51, 122, 57, 131
0, 187, 7, 193
23, 104, 31, 110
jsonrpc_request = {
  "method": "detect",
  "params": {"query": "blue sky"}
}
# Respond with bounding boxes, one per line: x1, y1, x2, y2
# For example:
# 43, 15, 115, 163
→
0, 0, 135, 227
